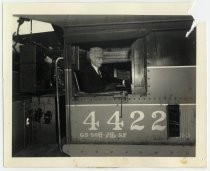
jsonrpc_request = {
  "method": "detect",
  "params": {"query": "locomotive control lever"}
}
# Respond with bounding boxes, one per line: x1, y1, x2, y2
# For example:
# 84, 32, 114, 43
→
113, 91, 128, 118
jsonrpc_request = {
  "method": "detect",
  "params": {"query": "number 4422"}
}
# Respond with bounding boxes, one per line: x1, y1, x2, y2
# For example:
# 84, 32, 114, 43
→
82, 111, 166, 131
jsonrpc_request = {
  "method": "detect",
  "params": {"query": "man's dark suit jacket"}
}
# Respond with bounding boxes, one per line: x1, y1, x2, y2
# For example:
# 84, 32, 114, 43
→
78, 64, 121, 93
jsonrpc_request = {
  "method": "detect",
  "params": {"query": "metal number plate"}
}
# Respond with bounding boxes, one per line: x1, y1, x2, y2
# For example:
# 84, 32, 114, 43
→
70, 104, 167, 143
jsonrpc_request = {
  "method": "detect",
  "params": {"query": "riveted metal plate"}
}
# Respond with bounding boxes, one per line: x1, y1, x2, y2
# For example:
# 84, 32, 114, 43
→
70, 105, 168, 143
146, 67, 196, 104
69, 104, 195, 144
63, 144, 195, 157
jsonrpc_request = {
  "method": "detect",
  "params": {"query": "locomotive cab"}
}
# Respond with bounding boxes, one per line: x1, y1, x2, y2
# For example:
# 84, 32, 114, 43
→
62, 16, 196, 156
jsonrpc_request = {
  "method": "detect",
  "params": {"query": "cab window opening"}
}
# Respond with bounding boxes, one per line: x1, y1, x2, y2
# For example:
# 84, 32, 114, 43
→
72, 46, 133, 96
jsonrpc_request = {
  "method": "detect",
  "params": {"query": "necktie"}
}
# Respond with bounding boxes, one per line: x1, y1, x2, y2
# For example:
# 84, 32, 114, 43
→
98, 68, 102, 77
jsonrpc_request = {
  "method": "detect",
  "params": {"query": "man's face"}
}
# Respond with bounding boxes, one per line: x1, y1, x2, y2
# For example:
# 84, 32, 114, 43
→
90, 54, 103, 68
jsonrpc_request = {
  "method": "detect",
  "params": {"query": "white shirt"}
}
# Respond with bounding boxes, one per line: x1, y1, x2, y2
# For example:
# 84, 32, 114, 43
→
91, 64, 101, 76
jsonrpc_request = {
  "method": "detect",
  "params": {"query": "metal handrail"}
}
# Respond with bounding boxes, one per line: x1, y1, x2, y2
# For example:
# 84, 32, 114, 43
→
55, 57, 64, 153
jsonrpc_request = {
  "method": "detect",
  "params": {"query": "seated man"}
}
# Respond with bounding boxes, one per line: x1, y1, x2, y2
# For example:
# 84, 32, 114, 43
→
79, 47, 128, 93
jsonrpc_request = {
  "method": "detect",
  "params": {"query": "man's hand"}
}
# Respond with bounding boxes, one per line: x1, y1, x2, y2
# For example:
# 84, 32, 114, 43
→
104, 83, 118, 91
124, 79, 131, 86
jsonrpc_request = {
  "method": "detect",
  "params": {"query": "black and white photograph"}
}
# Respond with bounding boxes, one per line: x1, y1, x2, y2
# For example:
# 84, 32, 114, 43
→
3, 2, 207, 168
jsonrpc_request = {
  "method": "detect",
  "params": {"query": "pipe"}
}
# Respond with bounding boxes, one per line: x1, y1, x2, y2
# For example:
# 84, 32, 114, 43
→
55, 57, 64, 153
